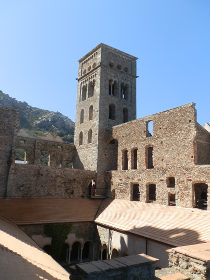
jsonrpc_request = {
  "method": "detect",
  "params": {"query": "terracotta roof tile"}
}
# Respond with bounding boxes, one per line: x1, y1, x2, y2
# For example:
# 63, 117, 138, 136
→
0, 198, 102, 224
95, 199, 210, 247
0, 217, 69, 280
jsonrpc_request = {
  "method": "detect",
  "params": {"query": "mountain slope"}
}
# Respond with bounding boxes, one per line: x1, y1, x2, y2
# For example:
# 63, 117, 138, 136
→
0, 91, 74, 143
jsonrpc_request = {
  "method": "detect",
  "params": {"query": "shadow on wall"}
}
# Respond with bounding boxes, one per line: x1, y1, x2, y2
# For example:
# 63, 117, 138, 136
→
73, 149, 84, 170
119, 225, 204, 267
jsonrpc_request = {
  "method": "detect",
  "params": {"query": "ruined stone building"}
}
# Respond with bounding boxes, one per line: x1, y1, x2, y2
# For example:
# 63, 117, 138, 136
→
0, 44, 210, 279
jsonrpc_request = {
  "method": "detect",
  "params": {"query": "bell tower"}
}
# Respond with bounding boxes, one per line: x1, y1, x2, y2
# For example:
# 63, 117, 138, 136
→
74, 44, 137, 189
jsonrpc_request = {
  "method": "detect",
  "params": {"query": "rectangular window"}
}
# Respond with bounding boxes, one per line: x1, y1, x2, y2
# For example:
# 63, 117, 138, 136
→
131, 184, 140, 201
147, 184, 156, 202
146, 121, 153, 137
146, 147, 154, 169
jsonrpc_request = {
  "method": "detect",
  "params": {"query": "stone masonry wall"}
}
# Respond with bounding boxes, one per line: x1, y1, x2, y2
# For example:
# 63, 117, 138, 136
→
6, 164, 96, 198
15, 136, 75, 167
169, 249, 210, 280
0, 107, 19, 197
107, 103, 210, 209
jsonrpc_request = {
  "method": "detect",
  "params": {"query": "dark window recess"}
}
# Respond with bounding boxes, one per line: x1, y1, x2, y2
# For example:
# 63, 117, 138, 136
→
168, 193, 176, 206
122, 150, 128, 170
132, 184, 140, 201
167, 177, 175, 188
148, 184, 156, 202
109, 104, 115, 120
194, 183, 208, 210
131, 149, 138, 169
146, 147, 154, 169
79, 132, 83, 145
123, 108, 128, 123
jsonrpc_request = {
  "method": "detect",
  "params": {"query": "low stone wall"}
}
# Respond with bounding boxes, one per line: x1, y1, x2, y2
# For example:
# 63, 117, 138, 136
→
70, 254, 158, 280
6, 164, 96, 198
168, 243, 210, 280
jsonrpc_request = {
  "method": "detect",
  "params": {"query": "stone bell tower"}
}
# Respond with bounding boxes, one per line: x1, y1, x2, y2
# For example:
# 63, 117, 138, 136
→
74, 43, 137, 190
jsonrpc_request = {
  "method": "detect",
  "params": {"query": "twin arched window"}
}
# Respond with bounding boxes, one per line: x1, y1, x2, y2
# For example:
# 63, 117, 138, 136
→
80, 106, 93, 124
79, 129, 93, 145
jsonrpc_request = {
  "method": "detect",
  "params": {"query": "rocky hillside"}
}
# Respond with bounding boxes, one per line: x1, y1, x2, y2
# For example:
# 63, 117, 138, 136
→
0, 91, 74, 143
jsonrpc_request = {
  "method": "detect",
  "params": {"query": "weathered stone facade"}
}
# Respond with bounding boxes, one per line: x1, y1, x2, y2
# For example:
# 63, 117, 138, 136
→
107, 103, 210, 209
74, 44, 137, 192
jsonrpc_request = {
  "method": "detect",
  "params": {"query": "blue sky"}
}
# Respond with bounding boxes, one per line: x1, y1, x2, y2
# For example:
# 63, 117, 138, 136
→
0, 0, 209, 124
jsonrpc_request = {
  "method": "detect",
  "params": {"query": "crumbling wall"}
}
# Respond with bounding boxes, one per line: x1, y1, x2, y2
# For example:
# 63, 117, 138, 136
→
0, 107, 19, 197
6, 164, 96, 198
107, 104, 210, 209
15, 136, 75, 167
194, 124, 210, 165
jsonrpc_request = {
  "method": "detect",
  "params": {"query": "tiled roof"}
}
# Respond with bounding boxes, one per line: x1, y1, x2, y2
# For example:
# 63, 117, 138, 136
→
0, 217, 69, 280
95, 199, 210, 247
0, 198, 102, 224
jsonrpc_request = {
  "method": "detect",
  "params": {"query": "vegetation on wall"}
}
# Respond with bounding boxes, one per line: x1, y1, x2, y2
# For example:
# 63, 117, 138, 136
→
44, 223, 72, 262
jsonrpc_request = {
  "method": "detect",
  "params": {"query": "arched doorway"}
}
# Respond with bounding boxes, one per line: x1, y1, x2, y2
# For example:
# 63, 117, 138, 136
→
82, 241, 93, 261
111, 248, 119, 259
101, 245, 108, 260
60, 243, 69, 263
71, 242, 81, 262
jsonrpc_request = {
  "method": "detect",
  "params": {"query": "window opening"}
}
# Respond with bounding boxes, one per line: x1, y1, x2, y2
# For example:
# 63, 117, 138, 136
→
40, 151, 50, 166
131, 148, 138, 169
123, 108, 128, 123
146, 121, 153, 137
121, 83, 128, 100
122, 150, 128, 170
80, 109, 84, 124
193, 183, 208, 210
146, 147, 154, 169
147, 184, 156, 202
79, 132, 83, 146
88, 129, 92, 143
15, 148, 27, 164
132, 184, 140, 201
168, 193, 176, 206
71, 242, 81, 262
82, 85, 87, 101
89, 105, 93, 120
167, 177, 175, 188
109, 104, 115, 120
88, 80, 95, 97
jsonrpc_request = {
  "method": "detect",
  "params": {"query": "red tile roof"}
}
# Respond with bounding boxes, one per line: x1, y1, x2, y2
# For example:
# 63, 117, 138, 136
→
0, 198, 102, 224
95, 199, 210, 247
0, 217, 69, 280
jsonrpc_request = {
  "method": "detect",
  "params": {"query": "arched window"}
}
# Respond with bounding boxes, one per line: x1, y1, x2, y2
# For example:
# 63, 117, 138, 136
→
111, 249, 119, 259
109, 80, 112, 95
89, 105, 93, 120
88, 80, 95, 97
123, 108, 128, 123
109, 104, 115, 120
109, 80, 117, 96
71, 242, 81, 262
122, 149, 128, 170
121, 83, 128, 100
79, 132, 83, 146
131, 148, 138, 169
88, 129, 92, 143
80, 109, 84, 124
82, 241, 93, 261
82, 85, 87, 101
